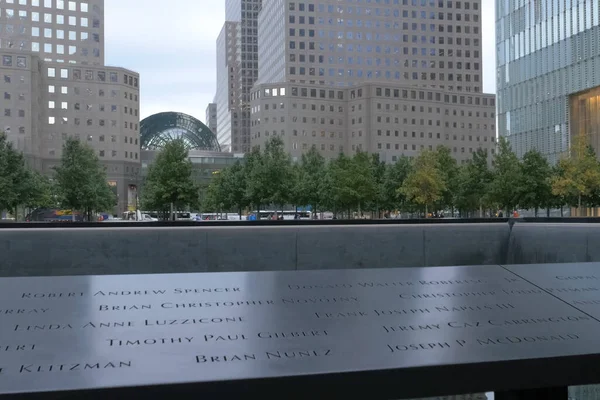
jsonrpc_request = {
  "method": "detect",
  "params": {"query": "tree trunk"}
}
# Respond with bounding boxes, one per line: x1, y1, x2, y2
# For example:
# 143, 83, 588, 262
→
72, 209, 76, 222
534, 207, 538, 218
425, 204, 428, 218
560, 206, 564, 217
546, 207, 550, 218
578, 194, 582, 217
170, 202, 174, 221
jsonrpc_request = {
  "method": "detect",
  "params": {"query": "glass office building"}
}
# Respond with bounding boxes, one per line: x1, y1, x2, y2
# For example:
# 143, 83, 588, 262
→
496, 0, 600, 161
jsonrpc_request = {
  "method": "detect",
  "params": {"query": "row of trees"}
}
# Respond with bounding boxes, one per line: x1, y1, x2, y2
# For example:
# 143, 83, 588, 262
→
204, 135, 600, 217
0, 132, 116, 220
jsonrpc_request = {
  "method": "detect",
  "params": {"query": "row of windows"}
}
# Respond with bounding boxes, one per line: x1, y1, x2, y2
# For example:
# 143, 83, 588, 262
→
289, 1, 479, 12
286, 37, 481, 53
1, 54, 26, 67
47, 85, 137, 103
3, 0, 90, 12
375, 143, 494, 155
47, 101, 138, 116
3, 107, 25, 117
0, 8, 100, 29
289, 67, 481, 83
45, 147, 139, 160
1, 10, 97, 28
290, 51, 481, 66
262, 85, 495, 106
3, 90, 25, 100
289, 38, 479, 57
375, 130, 496, 141
290, 12, 480, 25
47, 132, 139, 145
47, 67, 139, 87
2, 125, 26, 134
47, 116, 138, 131
253, 127, 496, 143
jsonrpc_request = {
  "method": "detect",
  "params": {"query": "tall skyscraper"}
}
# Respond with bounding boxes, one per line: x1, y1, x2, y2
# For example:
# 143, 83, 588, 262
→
0, 0, 140, 213
205, 102, 217, 136
258, 0, 484, 91
250, 0, 496, 163
497, 0, 600, 162
215, 0, 262, 152
215, 21, 240, 149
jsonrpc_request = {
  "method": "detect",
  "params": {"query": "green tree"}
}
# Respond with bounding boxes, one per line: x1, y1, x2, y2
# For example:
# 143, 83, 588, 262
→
245, 146, 269, 213
140, 139, 198, 220
519, 150, 552, 216
21, 171, 57, 211
262, 137, 294, 210
0, 132, 30, 218
293, 146, 326, 214
369, 153, 387, 217
488, 137, 522, 213
455, 149, 493, 217
400, 150, 446, 217
322, 153, 356, 217
350, 151, 377, 216
203, 170, 229, 214
54, 138, 116, 220
551, 135, 600, 216
435, 146, 459, 213
224, 160, 249, 217
382, 156, 413, 213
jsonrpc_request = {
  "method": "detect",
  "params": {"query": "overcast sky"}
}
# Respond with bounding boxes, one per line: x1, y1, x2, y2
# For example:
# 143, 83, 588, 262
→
105, 0, 496, 123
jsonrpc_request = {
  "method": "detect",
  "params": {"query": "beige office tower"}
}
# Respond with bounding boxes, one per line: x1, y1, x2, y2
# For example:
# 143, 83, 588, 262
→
251, 0, 497, 163
0, 0, 140, 214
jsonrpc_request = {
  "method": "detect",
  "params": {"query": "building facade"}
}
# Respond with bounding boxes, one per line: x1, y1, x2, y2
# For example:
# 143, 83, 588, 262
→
251, 82, 496, 163
215, 0, 262, 153
251, 0, 494, 161
215, 21, 240, 150
0, 0, 140, 213
205, 102, 217, 135
496, 0, 600, 161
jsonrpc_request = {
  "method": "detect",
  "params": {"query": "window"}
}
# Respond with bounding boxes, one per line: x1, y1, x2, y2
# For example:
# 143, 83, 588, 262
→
47, 68, 55, 77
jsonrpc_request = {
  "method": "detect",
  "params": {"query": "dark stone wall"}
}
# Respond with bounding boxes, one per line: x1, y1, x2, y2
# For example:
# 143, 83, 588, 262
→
506, 223, 600, 264
0, 224, 510, 277
4, 222, 600, 277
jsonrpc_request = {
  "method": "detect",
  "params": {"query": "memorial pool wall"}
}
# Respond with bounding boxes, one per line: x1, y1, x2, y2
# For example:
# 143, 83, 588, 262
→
0, 222, 597, 277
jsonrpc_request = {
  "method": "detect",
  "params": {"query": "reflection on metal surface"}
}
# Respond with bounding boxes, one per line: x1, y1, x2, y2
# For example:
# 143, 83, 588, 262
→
2, 265, 600, 397
505, 262, 600, 400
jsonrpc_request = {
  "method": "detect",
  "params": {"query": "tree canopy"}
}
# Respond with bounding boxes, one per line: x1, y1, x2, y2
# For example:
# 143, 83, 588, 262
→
141, 139, 199, 217
54, 138, 115, 219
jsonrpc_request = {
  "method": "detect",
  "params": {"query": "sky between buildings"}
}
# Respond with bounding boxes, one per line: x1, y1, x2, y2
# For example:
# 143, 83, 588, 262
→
104, 0, 496, 122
